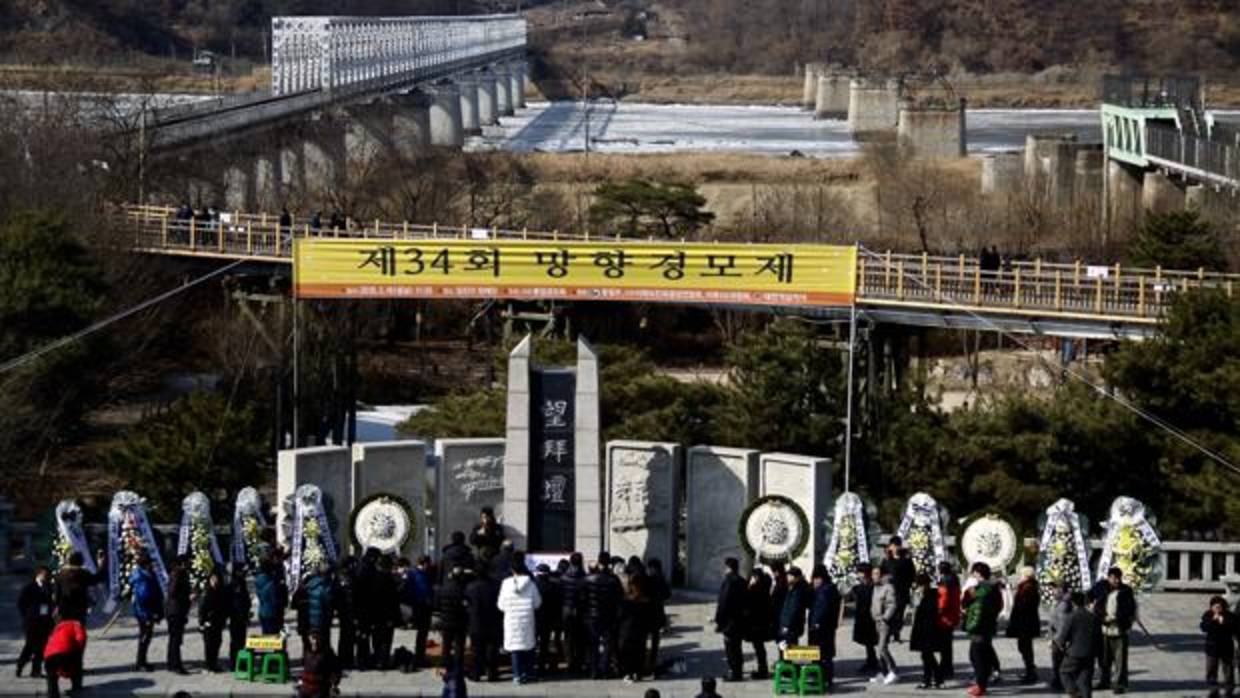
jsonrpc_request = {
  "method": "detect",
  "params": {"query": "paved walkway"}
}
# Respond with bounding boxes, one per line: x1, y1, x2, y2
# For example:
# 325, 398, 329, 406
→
0, 575, 1214, 697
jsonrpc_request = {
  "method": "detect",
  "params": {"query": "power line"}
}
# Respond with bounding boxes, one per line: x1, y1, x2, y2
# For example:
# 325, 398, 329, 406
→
0, 258, 247, 375
856, 245, 1240, 477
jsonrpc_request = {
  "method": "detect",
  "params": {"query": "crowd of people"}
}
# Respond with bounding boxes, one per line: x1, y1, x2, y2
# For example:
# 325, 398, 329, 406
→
711, 536, 1191, 698
13, 520, 1240, 698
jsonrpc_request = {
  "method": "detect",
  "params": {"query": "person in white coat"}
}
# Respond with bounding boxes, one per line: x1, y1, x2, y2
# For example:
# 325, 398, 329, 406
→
498, 551, 542, 685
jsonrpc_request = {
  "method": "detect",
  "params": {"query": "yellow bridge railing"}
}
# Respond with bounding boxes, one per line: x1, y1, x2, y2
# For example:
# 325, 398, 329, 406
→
120, 205, 1238, 324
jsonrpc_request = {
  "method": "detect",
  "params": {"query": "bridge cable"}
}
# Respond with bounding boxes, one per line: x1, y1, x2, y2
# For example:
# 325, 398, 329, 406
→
0, 258, 248, 376
856, 245, 1240, 477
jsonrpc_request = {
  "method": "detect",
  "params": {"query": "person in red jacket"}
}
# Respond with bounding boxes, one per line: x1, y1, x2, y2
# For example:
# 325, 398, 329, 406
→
936, 561, 962, 681
42, 619, 86, 698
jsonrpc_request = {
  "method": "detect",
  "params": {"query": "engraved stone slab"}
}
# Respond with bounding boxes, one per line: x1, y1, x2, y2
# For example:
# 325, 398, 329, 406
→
759, 452, 832, 573
686, 446, 760, 591
605, 441, 682, 570
435, 438, 506, 551
277, 445, 352, 551
352, 441, 427, 557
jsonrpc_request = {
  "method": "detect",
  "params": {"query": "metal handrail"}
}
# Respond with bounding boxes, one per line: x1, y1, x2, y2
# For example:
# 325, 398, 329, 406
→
120, 205, 1237, 320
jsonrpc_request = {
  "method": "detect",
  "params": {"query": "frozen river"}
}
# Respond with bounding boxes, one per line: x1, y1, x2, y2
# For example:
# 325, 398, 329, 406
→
472, 100, 1104, 157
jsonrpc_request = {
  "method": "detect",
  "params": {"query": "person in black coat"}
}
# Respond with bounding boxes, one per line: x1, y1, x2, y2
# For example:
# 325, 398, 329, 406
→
714, 557, 748, 682
1006, 567, 1042, 685
619, 571, 656, 682
807, 564, 842, 689
583, 551, 623, 679
433, 567, 469, 674
909, 573, 944, 689
439, 532, 476, 585
881, 537, 916, 641
534, 564, 562, 675
352, 549, 381, 669
646, 558, 671, 676
768, 562, 788, 651
198, 570, 230, 672
744, 567, 772, 680
226, 564, 251, 671
1200, 595, 1237, 698
331, 557, 357, 669
469, 508, 503, 562
17, 566, 55, 678
559, 553, 587, 675
164, 556, 192, 674
850, 563, 879, 673
464, 562, 502, 682
370, 556, 400, 670
778, 566, 811, 649
53, 551, 105, 622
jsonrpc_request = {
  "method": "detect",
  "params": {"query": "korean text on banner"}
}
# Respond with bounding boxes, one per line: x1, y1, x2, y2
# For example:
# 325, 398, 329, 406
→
293, 239, 857, 308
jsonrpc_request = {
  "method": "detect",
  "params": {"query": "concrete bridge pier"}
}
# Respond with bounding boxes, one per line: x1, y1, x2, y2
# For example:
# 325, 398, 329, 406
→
896, 99, 966, 157
477, 71, 499, 126
1073, 149, 1105, 207
344, 105, 394, 165
391, 93, 432, 157
508, 61, 527, 110
494, 64, 514, 117
1105, 160, 1144, 230
802, 63, 822, 110
425, 83, 464, 147
279, 144, 305, 199
1025, 134, 1077, 209
253, 152, 283, 210
814, 73, 849, 120
981, 153, 1024, 195
1142, 171, 1186, 214
223, 163, 256, 212
848, 78, 901, 139
457, 74, 482, 135
302, 132, 346, 198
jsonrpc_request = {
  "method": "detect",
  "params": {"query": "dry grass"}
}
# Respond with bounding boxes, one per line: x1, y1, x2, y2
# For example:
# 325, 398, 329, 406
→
518, 151, 866, 184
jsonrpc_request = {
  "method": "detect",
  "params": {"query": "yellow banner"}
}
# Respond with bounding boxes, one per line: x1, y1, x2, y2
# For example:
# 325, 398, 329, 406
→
294, 239, 857, 307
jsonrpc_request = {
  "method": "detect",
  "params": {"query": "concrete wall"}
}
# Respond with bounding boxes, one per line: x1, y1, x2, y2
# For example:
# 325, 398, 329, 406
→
848, 78, 901, 138
477, 73, 498, 126
1074, 148, 1105, 207
1024, 134, 1079, 208
277, 446, 352, 550
685, 446, 759, 591
392, 94, 432, 158
897, 102, 966, 158
457, 75, 481, 135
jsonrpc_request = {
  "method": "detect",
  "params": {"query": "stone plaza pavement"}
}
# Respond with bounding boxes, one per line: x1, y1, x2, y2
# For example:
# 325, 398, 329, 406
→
0, 575, 1217, 697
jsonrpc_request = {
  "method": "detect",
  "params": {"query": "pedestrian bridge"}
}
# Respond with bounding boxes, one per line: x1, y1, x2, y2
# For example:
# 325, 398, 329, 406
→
119, 205, 1238, 339
138, 14, 526, 150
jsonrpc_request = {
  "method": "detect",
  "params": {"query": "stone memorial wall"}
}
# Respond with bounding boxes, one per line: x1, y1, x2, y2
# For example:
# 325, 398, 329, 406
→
605, 441, 682, 570
758, 452, 832, 572
435, 438, 506, 550
277, 445, 352, 550
685, 446, 759, 591
351, 441, 427, 556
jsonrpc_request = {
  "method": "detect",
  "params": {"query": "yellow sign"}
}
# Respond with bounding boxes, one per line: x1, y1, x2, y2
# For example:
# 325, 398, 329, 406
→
783, 645, 822, 663
245, 635, 285, 651
293, 239, 857, 307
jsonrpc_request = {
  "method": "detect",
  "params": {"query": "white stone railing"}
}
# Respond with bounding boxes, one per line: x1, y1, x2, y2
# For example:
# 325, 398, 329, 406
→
271, 14, 527, 96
